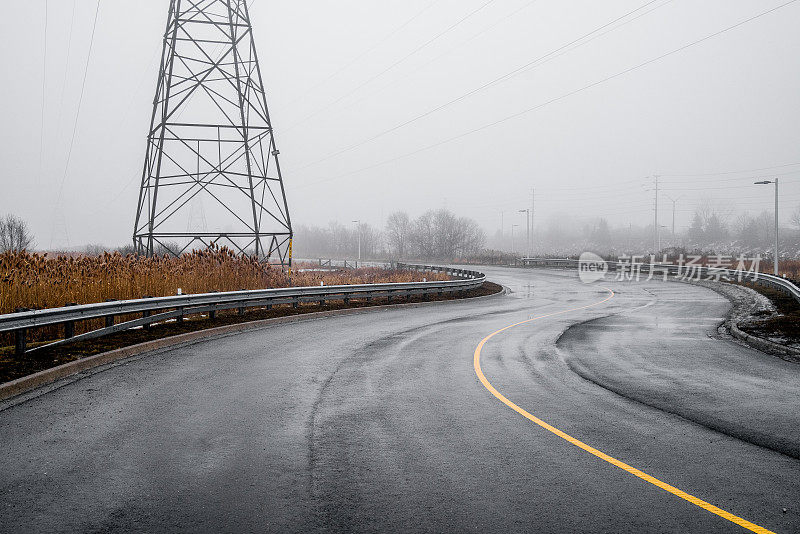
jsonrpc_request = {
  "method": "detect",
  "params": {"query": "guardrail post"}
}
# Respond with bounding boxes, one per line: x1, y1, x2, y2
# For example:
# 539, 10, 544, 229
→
12, 308, 30, 356
141, 296, 152, 330
63, 302, 77, 339
104, 299, 116, 327
238, 303, 246, 315
64, 321, 74, 339
292, 298, 299, 309
209, 308, 217, 319
15, 328, 26, 356
176, 307, 184, 323
343, 293, 350, 305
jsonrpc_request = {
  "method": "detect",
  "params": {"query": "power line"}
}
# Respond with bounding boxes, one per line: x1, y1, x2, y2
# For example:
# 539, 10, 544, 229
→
475, 184, 800, 212
660, 170, 800, 188
297, 0, 669, 168
54, 0, 100, 205
298, 0, 798, 189
294, 0, 670, 169
38, 0, 48, 186
659, 161, 800, 178
283, 0, 497, 133
53, 0, 77, 160
285, 0, 440, 107
326, 0, 546, 120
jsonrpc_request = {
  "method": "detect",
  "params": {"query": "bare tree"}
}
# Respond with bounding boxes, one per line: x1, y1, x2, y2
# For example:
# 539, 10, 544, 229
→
733, 213, 753, 238
408, 209, 485, 260
791, 205, 800, 230
411, 211, 436, 258
385, 211, 411, 259
0, 214, 34, 252
738, 211, 773, 248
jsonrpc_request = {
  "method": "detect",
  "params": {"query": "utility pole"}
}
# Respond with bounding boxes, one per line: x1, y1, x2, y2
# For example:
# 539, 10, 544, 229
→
531, 188, 535, 255
352, 220, 361, 264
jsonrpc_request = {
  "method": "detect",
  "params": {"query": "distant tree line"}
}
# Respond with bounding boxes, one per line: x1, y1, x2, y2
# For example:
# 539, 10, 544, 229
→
490, 203, 800, 259
292, 209, 486, 261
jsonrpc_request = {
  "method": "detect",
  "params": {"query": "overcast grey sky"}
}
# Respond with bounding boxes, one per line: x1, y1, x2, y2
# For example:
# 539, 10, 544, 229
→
1, 0, 799, 248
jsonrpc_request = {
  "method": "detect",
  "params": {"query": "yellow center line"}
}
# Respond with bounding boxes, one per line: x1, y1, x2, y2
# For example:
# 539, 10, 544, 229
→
473, 286, 776, 534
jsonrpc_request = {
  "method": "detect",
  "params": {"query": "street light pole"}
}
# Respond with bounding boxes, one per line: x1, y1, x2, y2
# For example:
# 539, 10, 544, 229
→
664, 194, 681, 243
511, 224, 519, 255
519, 209, 530, 258
531, 188, 535, 255
754, 179, 779, 275
653, 175, 660, 253
776, 177, 779, 275
352, 220, 361, 264
658, 225, 669, 253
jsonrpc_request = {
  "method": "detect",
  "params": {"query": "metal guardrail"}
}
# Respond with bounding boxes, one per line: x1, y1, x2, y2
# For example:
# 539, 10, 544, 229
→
519, 257, 800, 305
297, 258, 369, 270
0, 264, 484, 356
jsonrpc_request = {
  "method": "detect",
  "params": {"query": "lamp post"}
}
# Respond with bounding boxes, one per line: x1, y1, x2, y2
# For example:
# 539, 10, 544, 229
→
352, 220, 361, 264
511, 224, 519, 255
754, 179, 779, 275
658, 225, 670, 253
518, 209, 530, 258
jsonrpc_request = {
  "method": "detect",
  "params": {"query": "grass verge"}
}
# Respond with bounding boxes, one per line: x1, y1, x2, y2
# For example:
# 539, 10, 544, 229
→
0, 282, 502, 384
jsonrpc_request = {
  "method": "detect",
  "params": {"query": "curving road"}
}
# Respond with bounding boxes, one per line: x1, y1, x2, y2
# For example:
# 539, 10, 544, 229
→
1, 267, 798, 533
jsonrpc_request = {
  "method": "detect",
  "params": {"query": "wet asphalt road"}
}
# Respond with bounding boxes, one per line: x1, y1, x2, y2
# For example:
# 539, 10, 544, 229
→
1, 267, 798, 533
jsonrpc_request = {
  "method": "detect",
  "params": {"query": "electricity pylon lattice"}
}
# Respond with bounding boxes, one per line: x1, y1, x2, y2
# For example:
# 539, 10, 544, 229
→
133, 0, 292, 266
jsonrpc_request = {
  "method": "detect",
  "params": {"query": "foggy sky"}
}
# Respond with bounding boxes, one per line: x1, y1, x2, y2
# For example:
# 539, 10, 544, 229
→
1, 0, 799, 249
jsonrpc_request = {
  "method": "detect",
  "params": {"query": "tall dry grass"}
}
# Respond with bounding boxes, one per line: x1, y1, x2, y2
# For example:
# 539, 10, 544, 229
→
0, 247, 447, 344
772, 259, 800, 280
1, 247, 288, 314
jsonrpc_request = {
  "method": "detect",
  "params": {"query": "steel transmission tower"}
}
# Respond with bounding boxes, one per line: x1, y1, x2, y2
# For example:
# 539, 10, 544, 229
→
133, 0, 292, 266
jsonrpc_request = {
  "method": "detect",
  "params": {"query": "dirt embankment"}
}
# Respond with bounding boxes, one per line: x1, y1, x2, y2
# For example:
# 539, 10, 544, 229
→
692, 278, 800, 361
